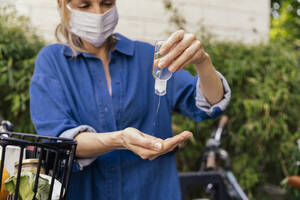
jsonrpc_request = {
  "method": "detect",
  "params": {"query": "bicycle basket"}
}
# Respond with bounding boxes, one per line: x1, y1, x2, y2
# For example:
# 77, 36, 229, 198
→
0, 131, 77, 200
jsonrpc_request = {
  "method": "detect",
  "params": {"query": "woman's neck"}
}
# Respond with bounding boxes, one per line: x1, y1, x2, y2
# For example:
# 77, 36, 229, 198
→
83, 40, 110, 66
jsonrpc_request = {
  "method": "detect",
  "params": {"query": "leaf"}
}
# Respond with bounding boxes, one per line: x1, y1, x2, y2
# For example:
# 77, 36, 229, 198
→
4, 172, 51, 200
19, 174, 35, 200
11, 95, 20, 113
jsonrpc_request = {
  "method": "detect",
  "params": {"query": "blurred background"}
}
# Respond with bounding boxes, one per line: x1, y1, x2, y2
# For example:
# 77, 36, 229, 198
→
0, 0, 270, 43
0, 0, 299, 199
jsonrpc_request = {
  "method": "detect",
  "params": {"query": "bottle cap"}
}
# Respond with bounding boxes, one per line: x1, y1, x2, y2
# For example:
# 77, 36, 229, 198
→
155, 78, 167, 96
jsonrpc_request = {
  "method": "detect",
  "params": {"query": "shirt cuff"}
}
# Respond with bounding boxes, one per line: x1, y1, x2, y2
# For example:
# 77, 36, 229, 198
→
195, 71, 231, 117
60, 125, 98, 170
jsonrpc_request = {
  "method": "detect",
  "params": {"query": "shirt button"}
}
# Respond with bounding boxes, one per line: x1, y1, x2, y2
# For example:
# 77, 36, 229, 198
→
116, 80, 120, 84
104, 106, 108, 111
111, 167, 116, 172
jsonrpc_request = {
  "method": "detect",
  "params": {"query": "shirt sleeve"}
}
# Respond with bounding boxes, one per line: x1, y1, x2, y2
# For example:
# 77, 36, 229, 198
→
30, 49, 96, 171
60, 125, 98, 170
195, 71, 231, 117
30, 73, 78, 137
169, 70, 230, 121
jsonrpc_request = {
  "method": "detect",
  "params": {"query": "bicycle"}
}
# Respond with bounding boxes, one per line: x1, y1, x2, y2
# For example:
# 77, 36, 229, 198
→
179, 115, 249, 200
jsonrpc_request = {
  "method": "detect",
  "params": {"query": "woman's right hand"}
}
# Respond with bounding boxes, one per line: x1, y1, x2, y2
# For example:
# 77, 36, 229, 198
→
121, 127, 193, 160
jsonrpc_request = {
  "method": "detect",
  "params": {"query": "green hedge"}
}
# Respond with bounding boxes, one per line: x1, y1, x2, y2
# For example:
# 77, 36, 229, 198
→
0, 6, 45, 133
174, 38, 300, 199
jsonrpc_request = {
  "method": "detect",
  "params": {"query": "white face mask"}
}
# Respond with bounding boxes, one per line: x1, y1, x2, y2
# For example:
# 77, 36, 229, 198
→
67, 4, 119, 47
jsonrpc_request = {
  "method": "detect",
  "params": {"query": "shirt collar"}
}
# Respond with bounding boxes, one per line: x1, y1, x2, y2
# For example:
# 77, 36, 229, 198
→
62, 33, 135, 57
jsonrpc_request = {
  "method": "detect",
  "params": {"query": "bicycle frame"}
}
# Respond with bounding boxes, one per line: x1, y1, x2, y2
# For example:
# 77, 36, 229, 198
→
179, 170, 231, 200
178, 116, 248, 200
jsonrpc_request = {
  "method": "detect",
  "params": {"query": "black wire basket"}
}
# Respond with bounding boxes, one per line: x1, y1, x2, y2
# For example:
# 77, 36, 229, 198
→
0, 122, 77, 200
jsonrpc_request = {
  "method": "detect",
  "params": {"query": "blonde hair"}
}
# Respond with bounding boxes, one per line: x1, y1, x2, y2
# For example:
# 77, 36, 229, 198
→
55, 0, 117, 56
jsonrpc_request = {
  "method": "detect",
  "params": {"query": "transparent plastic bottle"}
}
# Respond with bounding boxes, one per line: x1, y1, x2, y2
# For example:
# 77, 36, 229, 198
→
152, 40, 173, 96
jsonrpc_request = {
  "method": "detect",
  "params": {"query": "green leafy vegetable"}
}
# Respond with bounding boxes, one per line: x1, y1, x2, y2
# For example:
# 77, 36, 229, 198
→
4, 172, 50, 200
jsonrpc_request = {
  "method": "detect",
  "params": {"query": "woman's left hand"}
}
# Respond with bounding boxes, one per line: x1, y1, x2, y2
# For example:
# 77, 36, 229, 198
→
156, 30, 209, 72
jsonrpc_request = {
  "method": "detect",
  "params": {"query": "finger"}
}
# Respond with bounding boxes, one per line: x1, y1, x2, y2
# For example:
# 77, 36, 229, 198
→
140, 133, 164, 151
153, 58, 159, 68
179, 56, 194, 71
136, 137, 162, 151
183, 48, 207, 70
160, 30, 185, 55
158, 33, 196, 69
165, 143, 179, 154
129, 145, 161, 160
179, 47, 203, 72
148, 138, 182, 161
164, 134, 193, 154
149, 140, 180, 161
163, 131, 193, 150
143, 135, 164, 147
149, 154, 160, 161
171, 131, 193, 142
149, 139, 181, 161
148, 142, 178, 161
148, 132, 193, 160
180, 131, 194, 140
131, 133, 163, 151
148, 131, 193, 160
178, 49, 203, 71
142, 133, 163, 141
168, 40, 201, 72
178, 49, 201, 71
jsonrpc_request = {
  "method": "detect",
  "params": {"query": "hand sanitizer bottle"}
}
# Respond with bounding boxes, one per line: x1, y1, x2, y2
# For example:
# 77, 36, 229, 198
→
152, 40, 173, 96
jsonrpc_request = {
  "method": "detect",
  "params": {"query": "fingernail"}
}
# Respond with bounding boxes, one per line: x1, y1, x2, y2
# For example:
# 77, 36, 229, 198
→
158, 60, 164, 68
154, 143, 162, 150
158, 61, 163, 68
168, 66, 174, 72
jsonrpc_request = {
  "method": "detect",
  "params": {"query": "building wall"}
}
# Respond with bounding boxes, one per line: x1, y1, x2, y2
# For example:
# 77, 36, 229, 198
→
0, 0, 270, 44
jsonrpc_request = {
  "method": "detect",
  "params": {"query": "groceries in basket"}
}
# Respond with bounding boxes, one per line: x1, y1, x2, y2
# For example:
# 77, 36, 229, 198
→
0, 165, 9, 200
3, 159, 63, 200
0, 121, 77, 200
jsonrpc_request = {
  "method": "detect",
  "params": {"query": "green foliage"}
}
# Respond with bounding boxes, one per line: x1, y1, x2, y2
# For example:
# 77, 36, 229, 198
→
270, 0, 300, 44
174, 37, 300, 199
0, 6, 45, 133
162, 0, 300, 198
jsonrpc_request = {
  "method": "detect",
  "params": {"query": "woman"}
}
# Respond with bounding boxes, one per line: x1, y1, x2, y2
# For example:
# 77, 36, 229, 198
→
30, 0, 231, 199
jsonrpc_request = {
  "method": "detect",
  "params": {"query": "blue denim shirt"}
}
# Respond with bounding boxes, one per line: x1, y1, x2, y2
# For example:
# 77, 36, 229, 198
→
30, 33, 230, 200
